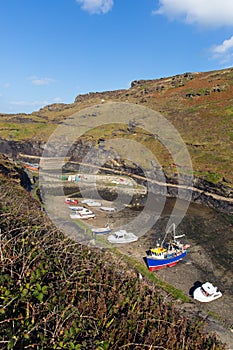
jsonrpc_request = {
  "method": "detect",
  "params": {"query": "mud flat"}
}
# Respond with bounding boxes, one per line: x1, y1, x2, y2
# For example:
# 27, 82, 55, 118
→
83, 198, 233, 348
42, 191, 233, 349
112, 202, 233, 349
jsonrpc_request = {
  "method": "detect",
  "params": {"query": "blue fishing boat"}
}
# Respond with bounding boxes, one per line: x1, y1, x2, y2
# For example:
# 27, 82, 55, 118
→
146, 223, 190, 271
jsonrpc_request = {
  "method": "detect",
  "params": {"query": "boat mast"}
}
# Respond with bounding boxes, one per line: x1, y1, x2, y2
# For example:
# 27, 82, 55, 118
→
161, 223, 175, 246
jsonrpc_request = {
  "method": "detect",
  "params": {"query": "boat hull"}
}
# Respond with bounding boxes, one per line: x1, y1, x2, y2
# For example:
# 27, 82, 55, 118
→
24, 163, 39, 172
70, 213, 95, 219
86, 201, 102, 207
91, 228, 111, 234
146, 251, 187, 271
193, 287, 222, 302
99, 207, 116, 212
107, 231, 138, 244
108, 237, 138, 244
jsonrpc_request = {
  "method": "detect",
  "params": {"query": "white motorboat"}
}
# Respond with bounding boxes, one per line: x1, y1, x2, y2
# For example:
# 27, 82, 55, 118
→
91, 224, 111, 235
107, 230, 138, 244
70, 212, 96, 219
69, 206, 85, 211
85, 201, 102, 207
70, 207, 95, 219
99, 206, 116, 212
193, 282, 222, 302
81, 199, 93, 204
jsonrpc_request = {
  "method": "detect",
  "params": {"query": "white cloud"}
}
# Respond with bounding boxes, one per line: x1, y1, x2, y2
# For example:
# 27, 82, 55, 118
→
212, 36, 233, 54
53, 97, 63, 103
10, 97, 64, 109
76, 0, 113, 14
3, 83, 11, 89
211, 36, 233, 63
10, 100, 49, 107
154, 0, 233, 27
28, 76, 54, 86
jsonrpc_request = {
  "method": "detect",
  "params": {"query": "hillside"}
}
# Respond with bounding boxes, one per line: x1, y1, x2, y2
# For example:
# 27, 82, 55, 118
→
0, 155, 227, 349
0, 67, 233, 188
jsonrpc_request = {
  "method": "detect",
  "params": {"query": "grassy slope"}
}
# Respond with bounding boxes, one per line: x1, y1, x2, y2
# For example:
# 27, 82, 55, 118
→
0, 68, 233, 184
0, 156, 226, 349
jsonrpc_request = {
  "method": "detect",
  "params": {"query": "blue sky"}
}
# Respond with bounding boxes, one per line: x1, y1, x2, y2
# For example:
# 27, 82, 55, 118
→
1, 0, 233, 114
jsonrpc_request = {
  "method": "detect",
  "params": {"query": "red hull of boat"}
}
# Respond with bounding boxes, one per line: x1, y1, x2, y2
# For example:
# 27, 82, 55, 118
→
149, 261, 179, 271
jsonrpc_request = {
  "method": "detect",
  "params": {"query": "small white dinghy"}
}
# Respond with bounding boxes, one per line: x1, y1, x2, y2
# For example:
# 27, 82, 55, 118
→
81, 199, 92, 204
70, 207, 95, 219
69, 206, 85, 211
91, 224, 111, 235
99, 206, 116, 212
193, 282, 222, 303
107, 230, 138, 244
85, 201, 102, 207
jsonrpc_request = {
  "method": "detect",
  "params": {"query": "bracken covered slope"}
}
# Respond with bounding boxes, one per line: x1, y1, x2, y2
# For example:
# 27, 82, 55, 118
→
0, 67, 233, 185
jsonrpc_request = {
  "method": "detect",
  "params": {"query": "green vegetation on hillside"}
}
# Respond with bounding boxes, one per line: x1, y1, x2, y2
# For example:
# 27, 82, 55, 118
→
0, 68, 233, 185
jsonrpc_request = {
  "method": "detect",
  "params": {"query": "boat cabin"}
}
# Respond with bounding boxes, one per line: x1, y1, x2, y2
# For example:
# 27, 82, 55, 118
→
114, 231, 125, 239
193, 281, 222, 302
149, 247, 167, 257
200, 282, 217, 296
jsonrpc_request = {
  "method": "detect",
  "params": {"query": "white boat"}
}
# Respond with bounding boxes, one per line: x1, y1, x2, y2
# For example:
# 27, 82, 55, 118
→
85, 201, 102, 207
91, 224, 111, 235
70, 207, 95, 219
69, 206, 85, 211
99, 206, 116, 212
81, 199, 93, 204
107, 230, 138, 244
70, 212, 96, 219
70, 207, 92, 214
193, 282, 222, 303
